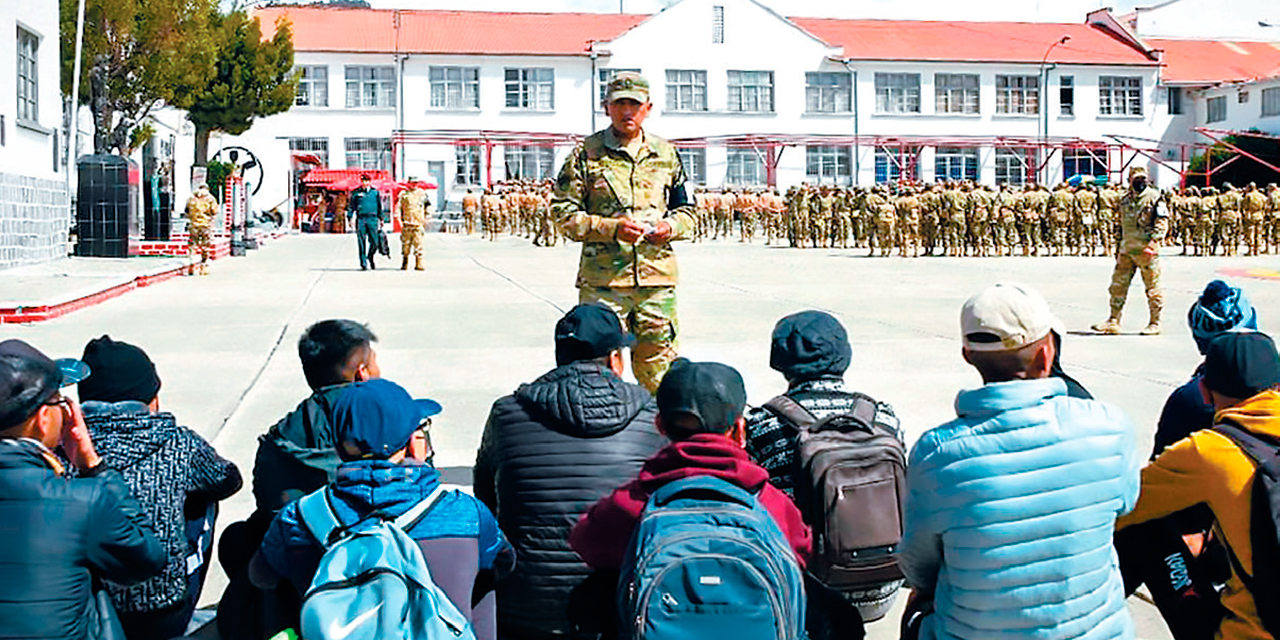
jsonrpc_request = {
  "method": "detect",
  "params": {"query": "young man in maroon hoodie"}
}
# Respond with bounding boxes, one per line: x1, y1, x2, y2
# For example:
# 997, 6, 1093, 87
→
569, 358, 812, 571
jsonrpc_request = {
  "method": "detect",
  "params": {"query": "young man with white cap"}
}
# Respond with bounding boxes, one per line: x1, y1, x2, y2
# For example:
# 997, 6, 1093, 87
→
901, 283, 1141, 640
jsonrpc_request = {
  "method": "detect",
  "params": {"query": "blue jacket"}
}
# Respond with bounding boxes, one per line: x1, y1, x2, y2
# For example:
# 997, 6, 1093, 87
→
901, 377, 1140, 640
257, 459, 514, 640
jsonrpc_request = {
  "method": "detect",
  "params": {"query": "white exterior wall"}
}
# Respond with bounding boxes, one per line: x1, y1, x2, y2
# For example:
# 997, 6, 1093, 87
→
1131, 0, 1280, 41
1196, 78, 1280, 136
0, 2, 70, 269
210, 1, 1197, 220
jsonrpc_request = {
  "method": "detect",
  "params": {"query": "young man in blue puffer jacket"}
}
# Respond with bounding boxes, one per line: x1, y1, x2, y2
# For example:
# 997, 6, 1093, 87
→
902, 283, 1141, 640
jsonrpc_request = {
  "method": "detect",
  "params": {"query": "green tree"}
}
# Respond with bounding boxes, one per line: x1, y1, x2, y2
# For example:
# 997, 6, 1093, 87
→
60, 0, 219, 155
176, 11, 299, 166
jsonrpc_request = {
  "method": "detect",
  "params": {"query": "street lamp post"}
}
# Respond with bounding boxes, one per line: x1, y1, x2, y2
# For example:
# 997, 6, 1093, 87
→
1038, 35, 1071, 184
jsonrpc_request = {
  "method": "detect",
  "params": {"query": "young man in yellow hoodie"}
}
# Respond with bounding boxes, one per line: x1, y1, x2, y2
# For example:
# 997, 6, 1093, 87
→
1117, 331, 1280, 640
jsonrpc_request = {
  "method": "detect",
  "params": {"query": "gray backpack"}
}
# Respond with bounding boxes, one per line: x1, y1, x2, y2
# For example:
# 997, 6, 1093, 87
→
763, 394, 906, 590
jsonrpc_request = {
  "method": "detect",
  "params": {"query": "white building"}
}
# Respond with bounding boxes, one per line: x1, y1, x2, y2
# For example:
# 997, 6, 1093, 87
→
1, 1, 70, 268
209, 0, 1266, 219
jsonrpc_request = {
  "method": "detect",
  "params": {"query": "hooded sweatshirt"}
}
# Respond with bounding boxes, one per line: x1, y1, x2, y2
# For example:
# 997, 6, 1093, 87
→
82, 400, 242, 613
1118, 389, 1280, 640
570, 432, 812, 571
473, 361, 665, 639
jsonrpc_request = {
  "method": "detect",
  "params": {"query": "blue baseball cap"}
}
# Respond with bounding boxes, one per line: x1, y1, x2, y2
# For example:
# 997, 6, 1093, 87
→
330, 379, 442, 459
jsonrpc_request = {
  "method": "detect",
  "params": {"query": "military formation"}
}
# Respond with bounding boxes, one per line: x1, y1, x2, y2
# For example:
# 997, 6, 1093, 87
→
461, 179, 1280, 257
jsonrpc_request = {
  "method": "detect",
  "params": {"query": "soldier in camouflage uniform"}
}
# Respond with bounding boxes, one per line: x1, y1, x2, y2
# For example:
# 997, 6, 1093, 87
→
185, 183, 218, 276
1092, 167, 1168, 336
1098, 183, 1121, 256
1046, 183, 1073, 256
1242, 182, 1267, 256
737, 188, 758, 243
941, 182, 967, 257
552, 72, 695, 392
1020, 184, 1048, 257
1268, 183, 1280, 254
896, 186, 922, 258
993, 185, 1019, 257
919, 184, 941, 256
397, 179, 430, 270
1217, 183, 1243, 256
461, 189, 480, 235
969, 184, 995, 257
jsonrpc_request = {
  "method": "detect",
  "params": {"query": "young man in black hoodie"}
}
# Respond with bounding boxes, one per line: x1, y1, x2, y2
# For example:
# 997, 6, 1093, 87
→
473, 303, 665, 640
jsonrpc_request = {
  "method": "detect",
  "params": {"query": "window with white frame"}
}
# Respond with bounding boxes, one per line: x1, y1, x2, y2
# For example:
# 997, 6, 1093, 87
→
666, 70, 708, 112
875, 73, 921, 114
455, 145, 481, 185
995, 75, 1039, 115
995, 148, 1033, 186
1063, 148, 1107, 180
430, 66, 479, 109
934, 74, 978, 115
1060, 76, 1074, 116
289, 137, 329, 167
726, 148, 765, 185
727, 71, 773, 112
598, 68, 641, 106
806, 146, 852, 185
504, 146, 556, 180
806, 72, 852, 113
345, 138, 391, 170
1263, 87, 1280, 117
345, 66, 395, 109
295, 66, 328, 107
505, 68, 554, 110
874, 146, 920, 183
934, 147, 979, 182
1099, 76, 1142, 116
17, 28, 38, 122
1207, 96, 1227, 123
677, 148, 706, 186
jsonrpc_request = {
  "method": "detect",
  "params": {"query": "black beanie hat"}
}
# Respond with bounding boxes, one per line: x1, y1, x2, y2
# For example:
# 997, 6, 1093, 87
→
1202, 332, 1280, 400
769, 310, 852, 381
78, 335, 162, 404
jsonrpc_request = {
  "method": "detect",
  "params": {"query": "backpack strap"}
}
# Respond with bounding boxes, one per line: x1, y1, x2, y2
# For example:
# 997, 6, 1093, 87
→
391, 483, 450, 532
649, 476, 755, 510
1211, 420, 1280, 638
298, 489, 343, 549
763, 395, 817, 431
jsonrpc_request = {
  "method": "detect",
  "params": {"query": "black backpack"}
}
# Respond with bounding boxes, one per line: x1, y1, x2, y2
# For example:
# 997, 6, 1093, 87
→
763, 394, 907, 590
1210, 421, 1280, 638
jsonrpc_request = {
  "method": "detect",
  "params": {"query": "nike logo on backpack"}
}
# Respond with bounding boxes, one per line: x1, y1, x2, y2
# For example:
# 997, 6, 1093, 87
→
328, 603, 382, 640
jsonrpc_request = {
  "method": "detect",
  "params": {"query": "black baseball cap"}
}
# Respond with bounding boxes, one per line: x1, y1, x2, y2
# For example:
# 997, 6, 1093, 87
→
656, 359, 747, 435
0, 339, 90, 430
1202, 332, 1280, 400
554, 303, 634, 366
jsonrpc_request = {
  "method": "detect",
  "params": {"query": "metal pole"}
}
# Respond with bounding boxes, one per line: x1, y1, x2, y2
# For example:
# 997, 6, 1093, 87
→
1037, 35, 1070, 184
66, 0, 87, 196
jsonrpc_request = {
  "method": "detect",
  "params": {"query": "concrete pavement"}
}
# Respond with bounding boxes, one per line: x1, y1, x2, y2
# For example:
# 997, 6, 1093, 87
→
8, 231, 1279, 638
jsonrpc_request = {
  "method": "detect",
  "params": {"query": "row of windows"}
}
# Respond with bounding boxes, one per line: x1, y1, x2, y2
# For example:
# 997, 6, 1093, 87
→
1206, 87, 1280, 123
293, 64, 1145, 117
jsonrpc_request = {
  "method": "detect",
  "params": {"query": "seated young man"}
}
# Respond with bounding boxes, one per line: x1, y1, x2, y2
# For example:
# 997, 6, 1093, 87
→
78, 335, 242, 640
249, 378, 515, 640
1117, 331, 1280, 640
902, 283, 1140, 640
570, 359, 811, 571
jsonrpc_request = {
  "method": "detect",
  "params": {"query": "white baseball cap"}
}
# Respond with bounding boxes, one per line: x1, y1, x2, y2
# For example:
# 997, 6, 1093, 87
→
961, 283, 1064, 351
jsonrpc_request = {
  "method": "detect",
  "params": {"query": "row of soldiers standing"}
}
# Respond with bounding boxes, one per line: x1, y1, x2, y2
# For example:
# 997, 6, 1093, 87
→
466, 180, 560, 246
687, 181, 1280, 258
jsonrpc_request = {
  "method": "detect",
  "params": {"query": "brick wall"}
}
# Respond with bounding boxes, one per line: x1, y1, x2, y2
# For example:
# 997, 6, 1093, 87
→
0, 172, 70, 270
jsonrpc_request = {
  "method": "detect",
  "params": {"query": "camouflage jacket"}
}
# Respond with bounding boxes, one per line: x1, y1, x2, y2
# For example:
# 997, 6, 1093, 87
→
1119, 186, 1169, 254
553, 128, 695, 288
186, 193, 217, 228
398, 188, 429, 227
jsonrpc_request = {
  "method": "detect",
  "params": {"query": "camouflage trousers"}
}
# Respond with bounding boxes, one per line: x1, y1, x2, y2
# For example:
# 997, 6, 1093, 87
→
1107, 251, 1162, 322
400, 225, 424, 257
187, 225, 212, 262
581, 285, 678, 393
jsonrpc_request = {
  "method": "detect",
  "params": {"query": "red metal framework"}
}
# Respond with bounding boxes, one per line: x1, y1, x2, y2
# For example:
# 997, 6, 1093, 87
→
389, 129, 1187, 187
1190, 127, 1280, 187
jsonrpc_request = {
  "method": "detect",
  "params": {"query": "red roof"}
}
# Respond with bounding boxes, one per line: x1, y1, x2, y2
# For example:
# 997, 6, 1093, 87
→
1146, 39, 1280, 85
790, 18, 1157, 66
256, 6, 646, 56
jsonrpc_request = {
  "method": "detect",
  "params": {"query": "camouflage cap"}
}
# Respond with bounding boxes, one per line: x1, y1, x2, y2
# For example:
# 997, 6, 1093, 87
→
606, 71, 650, 104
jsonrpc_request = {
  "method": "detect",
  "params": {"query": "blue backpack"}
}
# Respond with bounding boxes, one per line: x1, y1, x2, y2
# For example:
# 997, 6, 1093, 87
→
618, 476, 807, 640
296, 485, 475, 640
